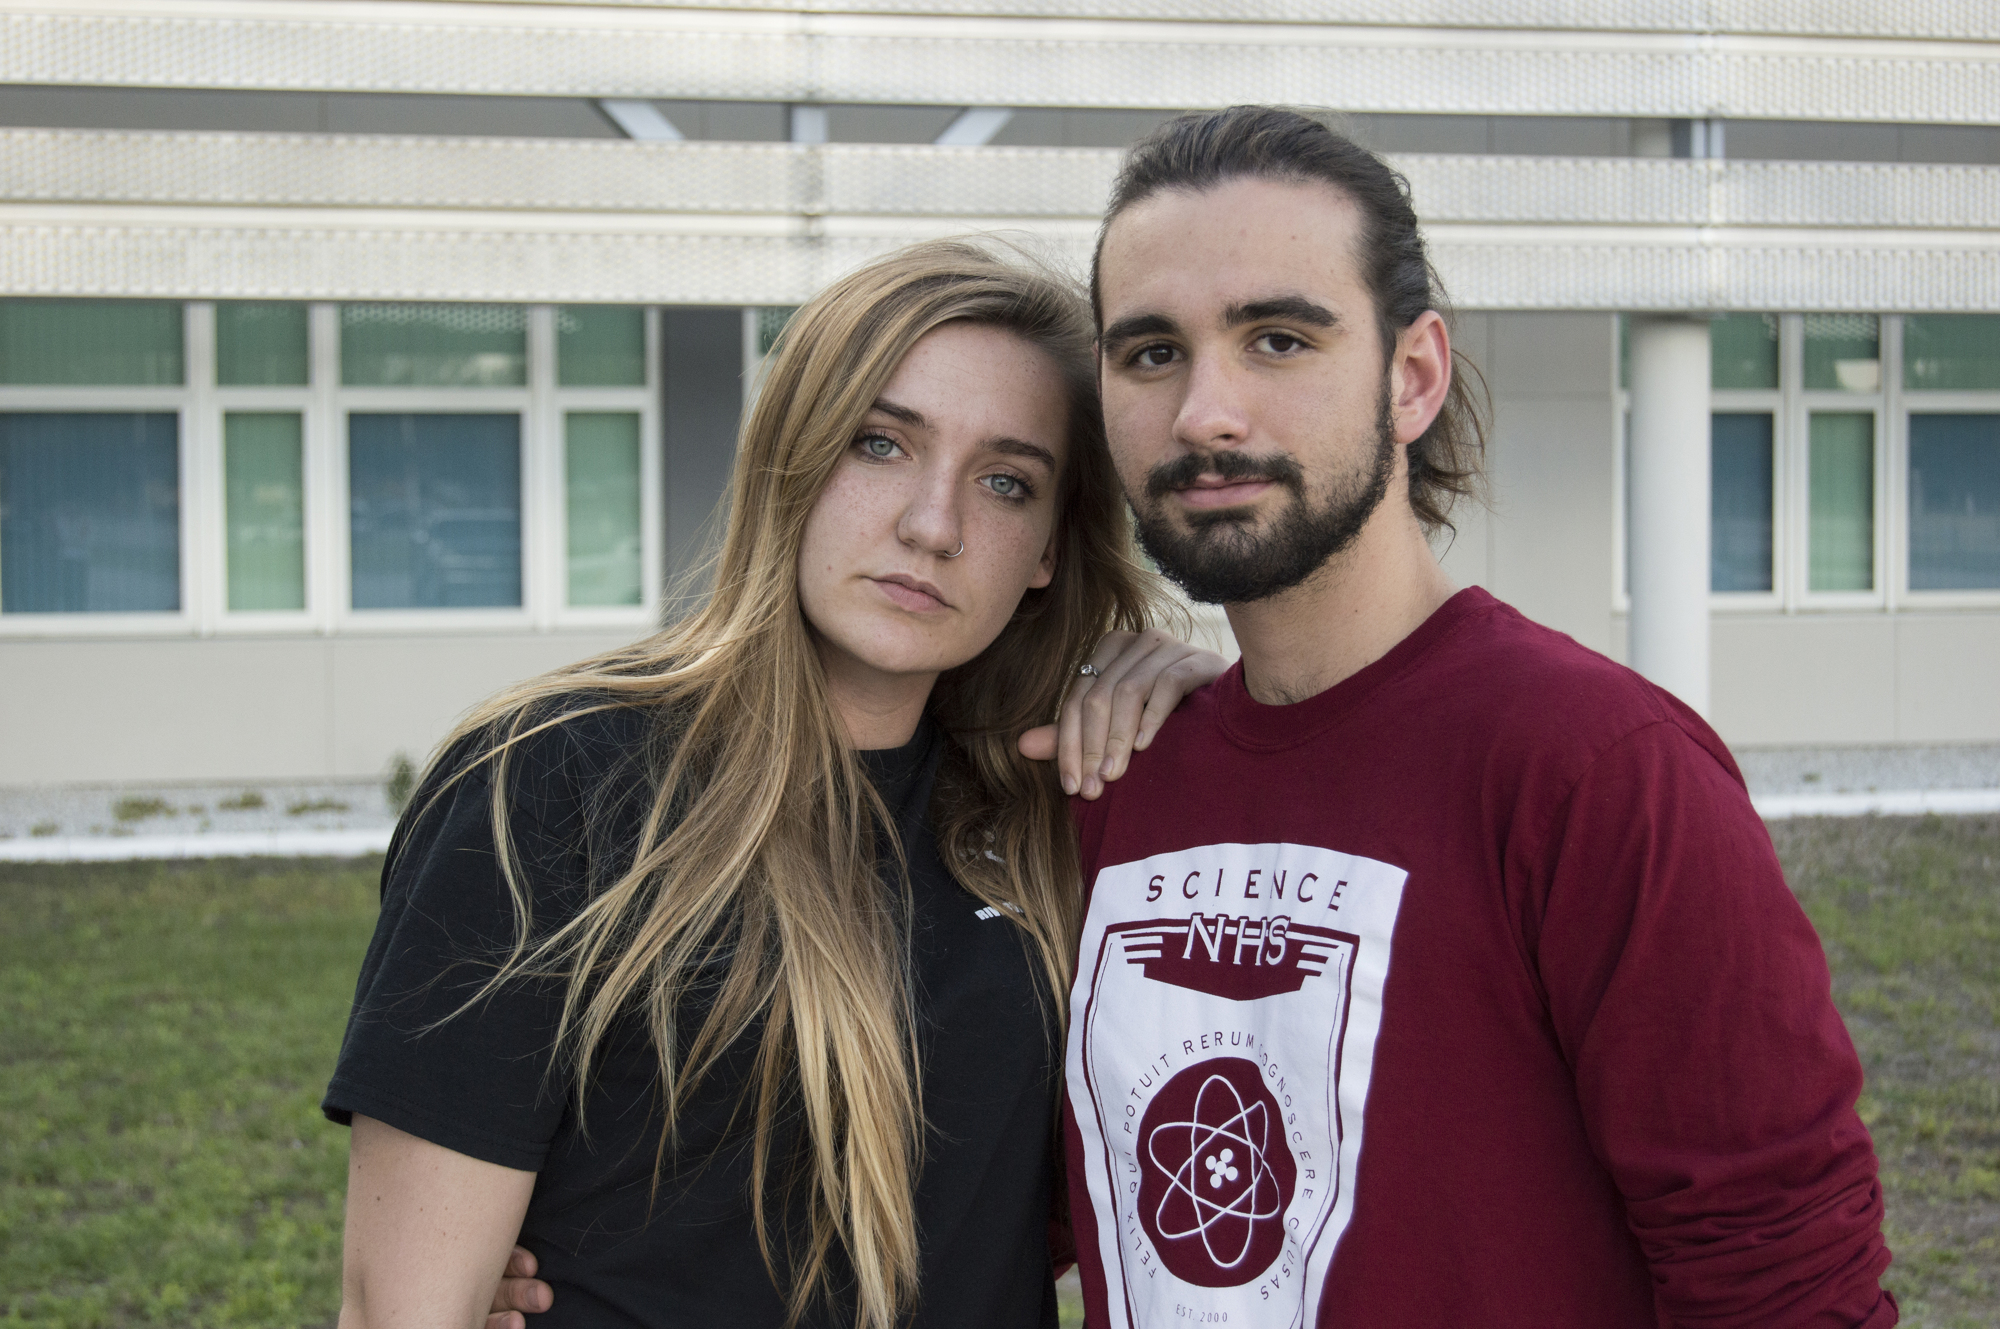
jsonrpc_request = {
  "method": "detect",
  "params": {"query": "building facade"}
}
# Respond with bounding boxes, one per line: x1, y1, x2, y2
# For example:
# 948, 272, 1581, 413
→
1, 0, 1997, 784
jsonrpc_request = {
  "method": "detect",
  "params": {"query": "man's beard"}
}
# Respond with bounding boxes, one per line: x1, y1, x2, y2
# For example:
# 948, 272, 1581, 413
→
1132, 386, 1398, 605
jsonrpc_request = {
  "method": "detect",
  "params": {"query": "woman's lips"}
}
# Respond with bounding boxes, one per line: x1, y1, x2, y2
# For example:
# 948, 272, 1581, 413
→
871, 574, 951, 611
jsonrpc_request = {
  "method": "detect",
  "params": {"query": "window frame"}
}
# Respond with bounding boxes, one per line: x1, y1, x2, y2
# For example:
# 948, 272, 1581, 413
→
1787, 312, 1889, 611
0, 300, 665, 639
0, 300, 198, 635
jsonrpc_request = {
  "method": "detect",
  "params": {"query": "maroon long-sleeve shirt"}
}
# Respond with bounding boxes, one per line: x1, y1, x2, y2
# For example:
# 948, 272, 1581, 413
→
1062, 588, 1893, 1328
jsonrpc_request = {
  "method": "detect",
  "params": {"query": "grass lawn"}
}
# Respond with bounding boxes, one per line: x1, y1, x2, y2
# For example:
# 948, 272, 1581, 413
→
1, 859, 378, 1329
3, 816, 1996, 1327
1772, 814, 2000, 1328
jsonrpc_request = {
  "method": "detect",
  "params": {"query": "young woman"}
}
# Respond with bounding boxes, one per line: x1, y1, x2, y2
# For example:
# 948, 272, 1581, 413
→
325, 240, 1221, 1329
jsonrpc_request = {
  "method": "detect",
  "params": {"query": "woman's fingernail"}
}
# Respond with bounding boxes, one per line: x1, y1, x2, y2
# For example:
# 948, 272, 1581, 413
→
1063, 773, 1078, 795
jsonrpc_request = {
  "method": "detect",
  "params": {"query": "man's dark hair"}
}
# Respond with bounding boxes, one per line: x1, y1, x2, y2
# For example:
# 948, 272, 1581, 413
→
1091, 105, 1488, 537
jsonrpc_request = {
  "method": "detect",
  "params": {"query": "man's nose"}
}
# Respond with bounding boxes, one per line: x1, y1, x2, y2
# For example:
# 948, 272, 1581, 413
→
1173, 355, 1252, 451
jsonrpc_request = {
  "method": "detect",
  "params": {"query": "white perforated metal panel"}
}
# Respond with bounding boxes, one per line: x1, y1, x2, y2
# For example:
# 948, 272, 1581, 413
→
10, 131, 1997, 232
356, 1, 2000, 45
3, 7, 1996, 123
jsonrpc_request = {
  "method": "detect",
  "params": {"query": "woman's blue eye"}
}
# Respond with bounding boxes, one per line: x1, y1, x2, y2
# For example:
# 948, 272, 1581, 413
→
860, 435, 898, 458
983, 474, 1031, 500
989, 475, 1018, 496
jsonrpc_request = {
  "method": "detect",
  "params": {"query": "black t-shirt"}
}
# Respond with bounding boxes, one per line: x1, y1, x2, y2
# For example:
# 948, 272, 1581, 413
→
324, 708, 1061, 1328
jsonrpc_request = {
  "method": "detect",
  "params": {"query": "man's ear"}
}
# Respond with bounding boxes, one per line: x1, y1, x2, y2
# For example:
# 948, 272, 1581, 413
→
1389, 310, 1451, 446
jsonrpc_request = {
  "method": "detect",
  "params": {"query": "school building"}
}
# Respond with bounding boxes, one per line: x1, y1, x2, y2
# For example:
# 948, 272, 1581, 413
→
1, 0, 1996, 785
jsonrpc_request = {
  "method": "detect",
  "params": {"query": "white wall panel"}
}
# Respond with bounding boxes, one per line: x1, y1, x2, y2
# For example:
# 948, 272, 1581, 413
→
5, 5, 1997, 123
1710, 616, 1899, 746
0, 631, 640, 785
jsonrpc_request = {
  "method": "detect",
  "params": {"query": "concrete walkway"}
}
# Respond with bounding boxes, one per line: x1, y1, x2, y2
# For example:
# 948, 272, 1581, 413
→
2, 744, 1998, 861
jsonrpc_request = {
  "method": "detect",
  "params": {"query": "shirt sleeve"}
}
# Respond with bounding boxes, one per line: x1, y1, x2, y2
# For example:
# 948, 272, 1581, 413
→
322, 739, 592, 1173
1529, 720, 1895, 1329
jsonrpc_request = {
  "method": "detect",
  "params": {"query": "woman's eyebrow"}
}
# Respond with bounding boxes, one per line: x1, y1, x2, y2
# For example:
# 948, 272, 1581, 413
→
869, 397, 928, 427
987, 437, 1058, 471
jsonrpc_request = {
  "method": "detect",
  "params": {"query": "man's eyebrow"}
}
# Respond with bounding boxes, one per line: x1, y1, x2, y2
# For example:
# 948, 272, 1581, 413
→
1223, 295, 1338, 329
987, 437, 1059, 471
868, 397, 928, 428
1100, 312, 1179, 350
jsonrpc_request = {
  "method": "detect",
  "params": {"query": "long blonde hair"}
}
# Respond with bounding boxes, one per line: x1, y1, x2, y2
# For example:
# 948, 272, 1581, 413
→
431, 240, 1162, 1326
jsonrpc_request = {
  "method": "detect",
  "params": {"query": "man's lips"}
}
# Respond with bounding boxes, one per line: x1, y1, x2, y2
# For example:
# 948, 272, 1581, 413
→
870, 573, 952, 611
1172, 475, 1277, 509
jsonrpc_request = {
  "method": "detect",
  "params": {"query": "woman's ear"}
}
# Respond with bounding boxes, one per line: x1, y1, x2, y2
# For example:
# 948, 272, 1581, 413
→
1030, 534, 1057, 590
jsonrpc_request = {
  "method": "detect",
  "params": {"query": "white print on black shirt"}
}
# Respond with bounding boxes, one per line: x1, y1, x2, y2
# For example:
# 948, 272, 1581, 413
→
1067, 842, 1406, 1329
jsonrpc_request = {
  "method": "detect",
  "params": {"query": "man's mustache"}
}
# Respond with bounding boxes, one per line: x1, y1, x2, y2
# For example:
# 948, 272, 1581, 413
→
1144, 450, 1307, 502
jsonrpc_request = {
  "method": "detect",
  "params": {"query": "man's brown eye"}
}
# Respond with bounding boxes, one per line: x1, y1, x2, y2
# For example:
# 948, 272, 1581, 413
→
1140, 346, 1174, 367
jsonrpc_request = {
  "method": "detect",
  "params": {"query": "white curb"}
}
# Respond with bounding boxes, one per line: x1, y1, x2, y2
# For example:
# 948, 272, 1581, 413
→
0, 827, 394, 863
3, 791, 1997, 862
1752, 788, 2000, 820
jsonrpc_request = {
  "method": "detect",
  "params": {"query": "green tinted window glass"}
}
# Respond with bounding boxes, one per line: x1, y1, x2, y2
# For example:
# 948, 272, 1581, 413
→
1803, 314, 1880, 394
217, 303, 309, 386
1710, 314, 1779, 391
558, 306, 645, 386
0, 300, 182, 385
340, 304, 526, 387
756, 307, 798, 357
1904, 315, 2000, 392
566, 412, 643, 607
224, 412, 306, 611
1808, 413, 1874, 592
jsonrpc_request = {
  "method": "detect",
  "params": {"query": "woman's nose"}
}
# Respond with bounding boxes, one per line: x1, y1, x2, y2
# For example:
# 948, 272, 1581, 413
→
897, 472, 964, 558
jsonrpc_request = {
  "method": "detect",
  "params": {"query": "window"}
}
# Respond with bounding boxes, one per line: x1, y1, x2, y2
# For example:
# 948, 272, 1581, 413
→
0, 299, 182, 386
0, 297, 675, 636
1903, 316, 2000, 599
565, 412, 643, 607
1711, 413, 1774, 592
224, 412, 306, 611
1808, 413, 1874, 592
217, 303, 309, 387
1621, 310, 2000, 612
1908, 414, 2000, 589
1904, 315, 2000, 392
342, 303, 526, 387
558, 306, 645, 387
0, 413, 180, 613
349, 413, 522, 609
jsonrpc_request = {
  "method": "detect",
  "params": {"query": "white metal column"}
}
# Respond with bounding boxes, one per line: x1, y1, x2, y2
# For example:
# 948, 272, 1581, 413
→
1627, 315, 1712, 715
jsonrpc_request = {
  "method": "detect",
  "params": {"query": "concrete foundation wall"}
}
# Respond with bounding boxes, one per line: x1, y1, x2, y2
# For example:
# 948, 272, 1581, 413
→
0, 631, 642, 786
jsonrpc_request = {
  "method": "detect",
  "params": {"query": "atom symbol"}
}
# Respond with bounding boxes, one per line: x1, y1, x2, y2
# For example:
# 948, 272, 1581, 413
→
1145, 1072, 1285, 1271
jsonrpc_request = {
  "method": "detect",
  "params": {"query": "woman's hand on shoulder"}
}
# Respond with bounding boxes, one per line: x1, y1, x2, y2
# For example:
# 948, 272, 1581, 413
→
1017, 628, 1229, 800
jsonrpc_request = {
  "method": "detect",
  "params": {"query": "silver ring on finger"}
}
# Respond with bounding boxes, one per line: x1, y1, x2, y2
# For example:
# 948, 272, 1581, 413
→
1078, 664, 1101, 678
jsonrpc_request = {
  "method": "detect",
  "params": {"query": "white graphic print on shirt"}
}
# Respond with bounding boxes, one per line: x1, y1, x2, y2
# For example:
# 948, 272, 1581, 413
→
1067, 841, 1406, 1328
